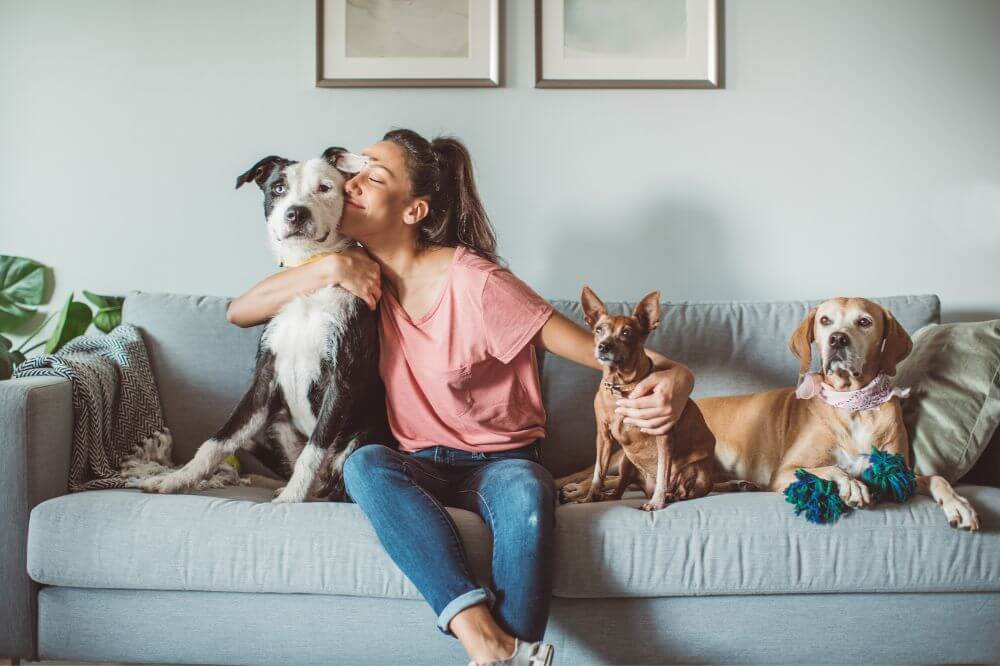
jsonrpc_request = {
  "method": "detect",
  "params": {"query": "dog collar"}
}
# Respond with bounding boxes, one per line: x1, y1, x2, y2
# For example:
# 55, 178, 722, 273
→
601, 379, 638, 396
279, 251, 336, 269
601, 356, 654, 397
796, 372, 910, 412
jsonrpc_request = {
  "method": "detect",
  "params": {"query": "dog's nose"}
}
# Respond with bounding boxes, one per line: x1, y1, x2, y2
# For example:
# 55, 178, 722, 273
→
285, 206, 311, 226
829, 332, 850, 348
597, 342, 610, 354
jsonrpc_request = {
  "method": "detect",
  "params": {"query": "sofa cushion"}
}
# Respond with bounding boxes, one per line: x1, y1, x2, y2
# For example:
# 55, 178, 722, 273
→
553, 486, 1000, 598
122, 292, 264, 464
27, 487, 493, 600
895, 319, 1000, 481
541, 295, 940, 477
29, 484, 999, 600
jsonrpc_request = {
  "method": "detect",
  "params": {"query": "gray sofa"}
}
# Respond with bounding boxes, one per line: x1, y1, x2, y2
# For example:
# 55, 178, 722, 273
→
3, 291, 998, 665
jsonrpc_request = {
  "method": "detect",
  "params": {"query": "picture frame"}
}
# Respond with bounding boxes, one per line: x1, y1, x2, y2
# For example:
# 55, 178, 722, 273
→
316, 0, 503, 88
535, 0, 723, 89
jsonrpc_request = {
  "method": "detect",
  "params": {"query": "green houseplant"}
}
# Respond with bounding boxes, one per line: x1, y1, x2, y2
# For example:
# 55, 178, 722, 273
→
0, 254, 123, 379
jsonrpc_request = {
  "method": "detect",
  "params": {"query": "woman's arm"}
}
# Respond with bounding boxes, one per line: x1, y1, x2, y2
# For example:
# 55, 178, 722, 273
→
537, 311, 695, 435
226, 248, 381, 328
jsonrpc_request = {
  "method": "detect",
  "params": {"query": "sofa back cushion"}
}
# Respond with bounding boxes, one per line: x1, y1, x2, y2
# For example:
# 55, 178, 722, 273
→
540, 295, 940, 477
124, 291, 939, 472
123, 292, 264, 464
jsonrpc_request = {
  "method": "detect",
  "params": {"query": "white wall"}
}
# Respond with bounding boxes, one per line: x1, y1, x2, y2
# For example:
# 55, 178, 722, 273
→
2, 0, 999, 345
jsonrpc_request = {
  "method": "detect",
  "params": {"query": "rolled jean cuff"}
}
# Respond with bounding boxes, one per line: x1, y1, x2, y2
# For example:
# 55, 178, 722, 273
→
436, 587, 494, 635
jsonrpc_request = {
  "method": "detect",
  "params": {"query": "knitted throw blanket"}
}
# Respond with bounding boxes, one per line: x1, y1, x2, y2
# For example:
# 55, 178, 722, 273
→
13, 324, 242, 491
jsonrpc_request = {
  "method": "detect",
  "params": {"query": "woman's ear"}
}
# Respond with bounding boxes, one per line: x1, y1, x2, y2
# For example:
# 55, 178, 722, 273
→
878, 308, 913, 376
402, 199, 430, 226
789, 307, 818, 375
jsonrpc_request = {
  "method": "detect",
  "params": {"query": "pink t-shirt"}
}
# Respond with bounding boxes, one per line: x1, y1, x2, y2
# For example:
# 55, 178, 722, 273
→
378, 245, 554, 453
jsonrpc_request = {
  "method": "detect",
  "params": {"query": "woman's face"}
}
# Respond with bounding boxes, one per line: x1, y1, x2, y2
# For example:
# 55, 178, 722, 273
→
339, 140, 425, 243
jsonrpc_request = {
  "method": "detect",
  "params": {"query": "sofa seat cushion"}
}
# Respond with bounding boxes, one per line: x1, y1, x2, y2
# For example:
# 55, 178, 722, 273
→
553, 486, 1000, 598
28, 487, 493, 600
29, 486, 1000, 600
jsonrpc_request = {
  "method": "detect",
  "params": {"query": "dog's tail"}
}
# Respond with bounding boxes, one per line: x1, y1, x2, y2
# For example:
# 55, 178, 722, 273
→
555, 466, 594, 489
712, 480, 761, 493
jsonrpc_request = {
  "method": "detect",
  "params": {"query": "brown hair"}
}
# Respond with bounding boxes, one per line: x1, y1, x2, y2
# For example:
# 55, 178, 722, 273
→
382, 129, 501, 265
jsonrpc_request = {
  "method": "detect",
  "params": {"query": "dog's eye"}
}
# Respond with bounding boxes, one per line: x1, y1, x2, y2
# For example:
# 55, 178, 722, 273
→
858, 317, 873, 328
819, 316, 832, 326
318, 183, 332, 194
621, 328, 633, 339
272, 183, 286, 195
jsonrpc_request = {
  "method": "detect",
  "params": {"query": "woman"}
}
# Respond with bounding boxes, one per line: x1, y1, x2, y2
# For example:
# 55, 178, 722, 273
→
227, 129, 694, 666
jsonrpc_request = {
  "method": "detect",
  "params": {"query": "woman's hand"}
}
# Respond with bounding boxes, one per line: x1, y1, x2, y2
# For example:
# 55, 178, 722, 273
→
614, 361, 695, 435
324, 247, 382, 310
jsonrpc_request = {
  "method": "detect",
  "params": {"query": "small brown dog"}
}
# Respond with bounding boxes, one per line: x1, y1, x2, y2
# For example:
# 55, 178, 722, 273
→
573, 286, 716, 511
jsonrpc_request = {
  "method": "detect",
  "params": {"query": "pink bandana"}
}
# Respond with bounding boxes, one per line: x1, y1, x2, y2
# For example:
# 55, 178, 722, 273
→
796, 372, 910, 412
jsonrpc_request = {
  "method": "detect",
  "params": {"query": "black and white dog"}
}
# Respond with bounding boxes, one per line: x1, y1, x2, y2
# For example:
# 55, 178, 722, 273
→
141, 147, 387, 503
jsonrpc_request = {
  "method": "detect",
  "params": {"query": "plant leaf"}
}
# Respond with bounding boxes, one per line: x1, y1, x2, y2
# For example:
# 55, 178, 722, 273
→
93, 306, 122, 333
0, 255, 47, 305
0, 255, 49, 332
45, 293, 93, 354
0, 333, 12, 379
83, 290, 108, 308
0, 294, 37, 331
83, 291, 123, 333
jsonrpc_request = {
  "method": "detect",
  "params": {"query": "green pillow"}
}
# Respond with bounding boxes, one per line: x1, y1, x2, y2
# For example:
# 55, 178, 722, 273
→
894, 319, 1000, 482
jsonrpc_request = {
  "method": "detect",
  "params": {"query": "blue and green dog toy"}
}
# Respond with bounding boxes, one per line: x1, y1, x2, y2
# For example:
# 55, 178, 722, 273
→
784, 447, 916, 524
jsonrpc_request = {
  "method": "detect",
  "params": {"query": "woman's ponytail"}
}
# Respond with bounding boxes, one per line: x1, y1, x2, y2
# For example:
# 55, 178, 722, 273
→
383, 129, 500, 265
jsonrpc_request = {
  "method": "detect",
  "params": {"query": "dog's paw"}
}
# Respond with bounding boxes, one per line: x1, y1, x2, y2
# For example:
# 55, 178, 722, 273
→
838, 478, 872, 508
640, 500, 667, 512
141, 473, 192, 494
272, 486, 287, 499
574, 492, 600, 504
560, 483, 586, 503
271, 489, 306, 504
942, 494, 980, 531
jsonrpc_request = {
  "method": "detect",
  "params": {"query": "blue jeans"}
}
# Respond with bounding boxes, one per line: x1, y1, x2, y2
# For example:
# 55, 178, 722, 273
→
342, 442, 556, 641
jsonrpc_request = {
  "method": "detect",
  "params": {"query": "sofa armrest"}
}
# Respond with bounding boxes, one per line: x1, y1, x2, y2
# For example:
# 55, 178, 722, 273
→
0, 376, 72, 660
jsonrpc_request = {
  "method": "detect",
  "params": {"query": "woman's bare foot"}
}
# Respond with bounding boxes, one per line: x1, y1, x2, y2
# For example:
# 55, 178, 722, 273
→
450, 604, 516, 664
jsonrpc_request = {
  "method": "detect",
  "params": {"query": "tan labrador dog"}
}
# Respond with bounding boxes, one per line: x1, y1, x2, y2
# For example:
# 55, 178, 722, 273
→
559, 298, 980, 530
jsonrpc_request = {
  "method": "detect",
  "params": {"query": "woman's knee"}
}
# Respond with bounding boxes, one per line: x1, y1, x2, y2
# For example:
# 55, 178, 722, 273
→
488, 461, 556, 532
342, 444, 400, 493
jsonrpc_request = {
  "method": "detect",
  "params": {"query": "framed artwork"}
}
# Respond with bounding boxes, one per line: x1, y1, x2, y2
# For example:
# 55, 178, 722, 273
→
535, 0, 723, 88
316, 0, 503, 87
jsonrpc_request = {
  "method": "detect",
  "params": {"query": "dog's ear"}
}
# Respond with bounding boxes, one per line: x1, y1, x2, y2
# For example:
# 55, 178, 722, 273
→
632, 291, 661, 333
235, 156, 292, 190
322, 146, 368, 174
878, 307, 913, 376
580, 286, 607, 330
789, 307, 817, 375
